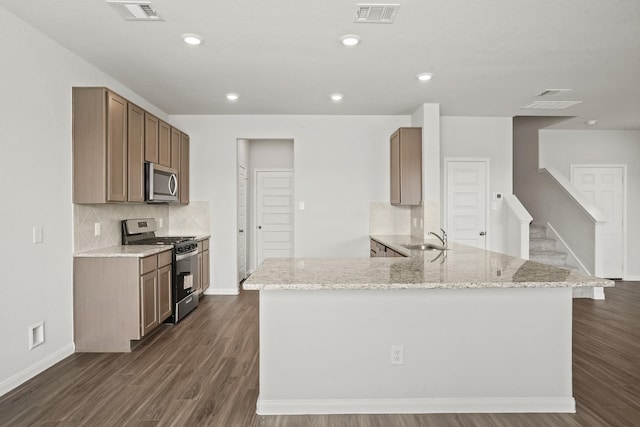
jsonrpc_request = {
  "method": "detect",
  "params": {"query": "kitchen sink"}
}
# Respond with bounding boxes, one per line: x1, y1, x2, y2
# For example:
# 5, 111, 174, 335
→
401, 243, 448, 251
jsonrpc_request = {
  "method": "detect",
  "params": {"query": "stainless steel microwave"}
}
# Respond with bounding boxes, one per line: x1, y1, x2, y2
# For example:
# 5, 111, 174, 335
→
145, 162, 178, 203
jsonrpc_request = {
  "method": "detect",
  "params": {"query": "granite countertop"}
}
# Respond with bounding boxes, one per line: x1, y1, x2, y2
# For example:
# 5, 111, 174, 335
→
74, 245, 174, 258
243, 235, 614, 291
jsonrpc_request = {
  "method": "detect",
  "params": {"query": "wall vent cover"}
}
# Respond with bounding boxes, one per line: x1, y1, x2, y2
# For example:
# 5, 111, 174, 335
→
537, 89, 572, 97
107, 0, 163, 21
355, 4, 400, 23
521, 100, 582, 110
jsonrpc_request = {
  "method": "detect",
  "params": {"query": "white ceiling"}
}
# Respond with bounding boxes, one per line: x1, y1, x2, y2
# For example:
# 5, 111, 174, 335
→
2, 0, 639, 129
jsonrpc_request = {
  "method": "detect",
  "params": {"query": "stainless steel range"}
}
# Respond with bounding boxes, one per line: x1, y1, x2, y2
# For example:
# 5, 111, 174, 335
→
122, 218, 199, 323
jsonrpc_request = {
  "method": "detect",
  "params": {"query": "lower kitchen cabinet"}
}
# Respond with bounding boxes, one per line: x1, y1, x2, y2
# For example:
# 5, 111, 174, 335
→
74, 249, 172, 352
196, 238, 210, 295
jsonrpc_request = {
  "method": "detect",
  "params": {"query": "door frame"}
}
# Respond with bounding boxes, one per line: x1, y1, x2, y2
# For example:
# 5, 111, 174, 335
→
570, 164, 627, 279
253, 168, 295, 272
237, 164, 248, 283
443, 158, 491, 250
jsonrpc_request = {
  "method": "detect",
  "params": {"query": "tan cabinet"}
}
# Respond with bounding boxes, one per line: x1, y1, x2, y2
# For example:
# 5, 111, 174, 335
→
158, 120, 171, 166
390, 127, 422, 206
73, 88, 128, 203
73, 249, 172, 352
170, 127, 181, 170
180, 132, 190, 204
144, 112, 159, 163
370, 239, 406, 258
127, 103, 145, 202
196, 239, 210, 295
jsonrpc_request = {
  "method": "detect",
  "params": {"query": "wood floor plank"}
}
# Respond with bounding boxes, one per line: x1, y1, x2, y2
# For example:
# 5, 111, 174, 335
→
1, 282, 639, 426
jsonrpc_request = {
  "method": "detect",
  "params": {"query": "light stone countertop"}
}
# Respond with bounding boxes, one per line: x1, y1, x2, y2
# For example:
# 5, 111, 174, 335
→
243, 235, 614, 291
74, 245, 174, 258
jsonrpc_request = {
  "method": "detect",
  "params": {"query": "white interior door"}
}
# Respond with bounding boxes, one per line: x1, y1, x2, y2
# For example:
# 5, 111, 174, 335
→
256, 170, 294, 266
572, 166, 624, 278
446, 160, 488, 249
237, 165, 247, 283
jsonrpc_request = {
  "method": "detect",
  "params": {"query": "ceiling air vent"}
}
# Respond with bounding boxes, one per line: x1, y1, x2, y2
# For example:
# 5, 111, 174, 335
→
107, 0, 163, 21
355, 4, 400, 23
537, 89, 572, 97
521, 100, 582, 110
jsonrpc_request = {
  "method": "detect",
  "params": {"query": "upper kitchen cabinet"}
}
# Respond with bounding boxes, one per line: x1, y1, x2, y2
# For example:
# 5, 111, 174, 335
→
170, 127, 181, 171
144, 112, 159, 163
180, 132, 190, 204
73, 87, 128, 203
158, 120, 171, 167
127, 103, 145, 202
390, 127, 422, 206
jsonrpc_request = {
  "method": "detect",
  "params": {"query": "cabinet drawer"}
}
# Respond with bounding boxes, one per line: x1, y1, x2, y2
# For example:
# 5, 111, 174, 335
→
140, 255, 158, 275
158, 250, 172, 268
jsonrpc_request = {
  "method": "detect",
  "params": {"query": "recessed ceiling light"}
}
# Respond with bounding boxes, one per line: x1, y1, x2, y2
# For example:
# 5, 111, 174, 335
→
226, 93, 239, 101
182, 33, 204, 46
416, 73, 433, 81
331, 93, 343, 101
586, 120, 598, 125
340, 34, 361, 47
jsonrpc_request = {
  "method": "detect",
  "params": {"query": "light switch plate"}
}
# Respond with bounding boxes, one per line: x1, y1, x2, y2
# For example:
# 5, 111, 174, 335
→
299, 201, 305, 210
94, 222, 101, 236
33, 226, 43, 244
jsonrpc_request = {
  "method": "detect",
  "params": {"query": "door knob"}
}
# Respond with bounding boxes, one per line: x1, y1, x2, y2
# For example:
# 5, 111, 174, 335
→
258, 225, 262, 229
239, 229, 244, 233
479, 231, 486, 236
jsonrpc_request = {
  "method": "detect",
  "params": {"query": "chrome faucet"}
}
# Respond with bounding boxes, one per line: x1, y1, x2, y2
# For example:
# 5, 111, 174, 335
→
428, 228, 447, 248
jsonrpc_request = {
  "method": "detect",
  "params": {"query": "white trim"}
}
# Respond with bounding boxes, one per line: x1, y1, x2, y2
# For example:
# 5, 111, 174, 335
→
206, 288, 240, 296
570, 164, 627, 281
539, 168, 606, 223
545, 222, 591, 276
0, 343, 75, 397
443, 158, 490, 250
256, 396, 576, 415
624, 275, 640, 281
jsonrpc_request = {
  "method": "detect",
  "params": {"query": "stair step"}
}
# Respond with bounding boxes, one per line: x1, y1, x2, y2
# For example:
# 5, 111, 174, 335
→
529, 224, 547, 239
529, 237, 556, 251
530, 250, 568, 266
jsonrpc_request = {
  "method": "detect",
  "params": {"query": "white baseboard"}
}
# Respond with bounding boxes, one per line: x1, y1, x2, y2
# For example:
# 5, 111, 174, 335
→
206, 288, 239, 296
256, 396, 576, 415
623, 275, 640, 281
0, 342, 75, 398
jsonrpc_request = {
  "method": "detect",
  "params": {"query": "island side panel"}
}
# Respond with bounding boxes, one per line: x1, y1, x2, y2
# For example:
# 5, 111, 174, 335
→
258, 287, 574, 415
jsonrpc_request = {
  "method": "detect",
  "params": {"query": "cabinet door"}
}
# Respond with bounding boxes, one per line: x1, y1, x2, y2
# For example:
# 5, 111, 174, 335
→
390, 130, 401, 205
158, 120, 171, 167
170, 127, 181, 171
140, 271, 159, 336
399, 128, 422, 205
127, 104, 145, 202
202, 249, 210, 292
106, 91, 128, 202
180, 133, 190, 204
144, 113, 159, 163
196, 251, 203, 295
158, 264, 172, 322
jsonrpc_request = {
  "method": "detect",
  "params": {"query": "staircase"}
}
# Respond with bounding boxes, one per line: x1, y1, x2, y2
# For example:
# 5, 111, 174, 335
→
529, 224, 578, 272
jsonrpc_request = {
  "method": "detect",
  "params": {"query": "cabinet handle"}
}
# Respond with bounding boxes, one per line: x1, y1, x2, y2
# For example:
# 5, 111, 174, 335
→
239, 229, 244, 233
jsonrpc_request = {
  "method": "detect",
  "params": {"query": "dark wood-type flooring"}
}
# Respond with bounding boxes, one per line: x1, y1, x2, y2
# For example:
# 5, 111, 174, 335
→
1, 282, 639, 426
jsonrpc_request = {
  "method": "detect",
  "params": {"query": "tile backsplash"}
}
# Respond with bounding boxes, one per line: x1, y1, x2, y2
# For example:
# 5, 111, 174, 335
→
73, 201, 210, 252
369, 202, 411, 235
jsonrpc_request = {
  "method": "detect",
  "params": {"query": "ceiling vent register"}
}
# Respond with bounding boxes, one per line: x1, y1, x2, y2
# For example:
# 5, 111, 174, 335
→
107, 0, 163, 21
355, 4, 400, 23
520, 100, 582, 110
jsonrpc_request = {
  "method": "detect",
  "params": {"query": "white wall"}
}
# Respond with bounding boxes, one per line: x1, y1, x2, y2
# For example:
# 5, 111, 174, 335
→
247, 139, 294, 272
440, 117, 513, 253
539, 130, 640, 279
0, 6, 169, 394
168, 115, 411, 294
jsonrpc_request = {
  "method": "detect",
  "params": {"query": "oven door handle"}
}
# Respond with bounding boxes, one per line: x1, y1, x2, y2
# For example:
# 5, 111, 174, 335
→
176, 250, 197, 261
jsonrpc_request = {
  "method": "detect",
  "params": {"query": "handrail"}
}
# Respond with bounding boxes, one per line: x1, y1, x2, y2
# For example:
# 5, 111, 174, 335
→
538, 167, 606, 223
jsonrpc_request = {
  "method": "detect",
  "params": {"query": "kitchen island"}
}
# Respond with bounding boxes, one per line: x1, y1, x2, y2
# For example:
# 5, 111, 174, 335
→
243, 237, 613, 415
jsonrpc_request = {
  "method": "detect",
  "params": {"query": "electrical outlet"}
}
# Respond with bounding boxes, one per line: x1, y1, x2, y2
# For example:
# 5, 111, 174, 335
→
94, 222, 101, 236
158, 218, 164, 228
32, 226, 43, 244
391, 345, 404, 365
